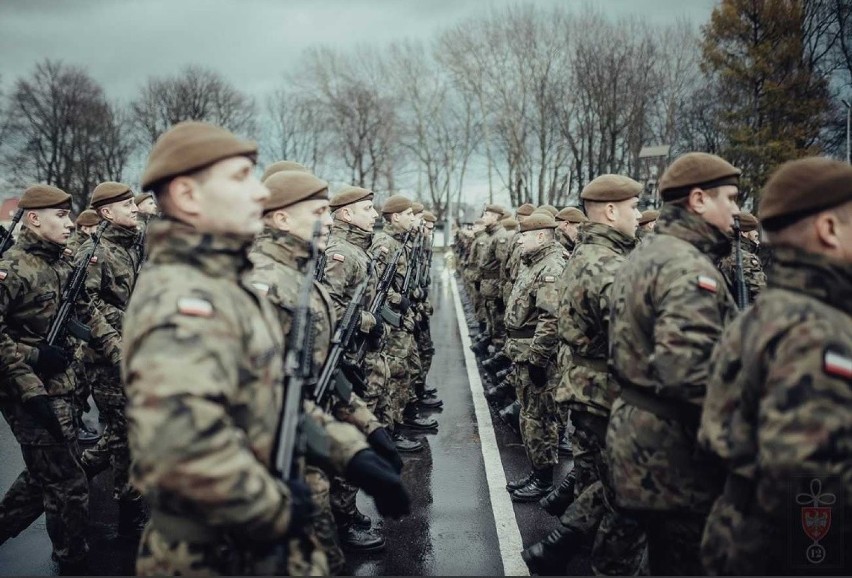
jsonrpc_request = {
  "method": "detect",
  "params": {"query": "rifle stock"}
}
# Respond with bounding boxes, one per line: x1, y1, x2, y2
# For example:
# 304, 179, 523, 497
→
0, 209, 24, 257
732, 215, 748, 310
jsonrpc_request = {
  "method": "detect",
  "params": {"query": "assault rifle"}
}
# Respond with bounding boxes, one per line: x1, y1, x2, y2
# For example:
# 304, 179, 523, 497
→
313, 259, 375, 405
46, 221, 109, 346
0, 209, 24, 257
355, 232, 409, 361
315, 252, 327, 283
273, 221, 321, 480
732, 215, 748, 310
419, 233, 434, 290
402, 231, 422, 295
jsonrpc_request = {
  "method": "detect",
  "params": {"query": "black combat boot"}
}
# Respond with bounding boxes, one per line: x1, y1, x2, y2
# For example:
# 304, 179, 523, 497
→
422, 386, 438, 396
494, 365, 515, 384
401, 405, 438, 430
498, 400, 521, 435
520, 525, 582, 575
538, 470, 576, 516
117, 495, 148, 537
558, 429, 573, 456
352, 507, 372, 530
510, 467, 554, 502
415, 383, 443, 409
338, 520, 385, 552
485, 379, 514, 404
506, 471, 535, 492
392, 431, 424, 452
481, 352, 511, 375
470, 336, 491, 357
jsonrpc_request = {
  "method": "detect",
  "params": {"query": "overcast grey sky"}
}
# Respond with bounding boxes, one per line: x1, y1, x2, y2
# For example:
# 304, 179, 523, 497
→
0, 0, 716, 100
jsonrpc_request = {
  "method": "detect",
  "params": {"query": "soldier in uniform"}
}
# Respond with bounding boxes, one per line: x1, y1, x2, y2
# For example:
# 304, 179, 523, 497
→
465, 217, 489, 342
0, 184, 123, 571
606, 152, 740, 575
700, 158, 852, 575
246, 172, 409, 563
133, 192, 158, 227
503, 212, 565, 502
716, 210, 766, 305
414, 210, 440, 406
475, 205, 511, 358
67, 209, 101, 254
78, 181, 147, 534
370, 195, 437, 437
124, 121, 322, 575
554, 207, 587, 255
636, 209, 659, 241
523, 175, 645, 575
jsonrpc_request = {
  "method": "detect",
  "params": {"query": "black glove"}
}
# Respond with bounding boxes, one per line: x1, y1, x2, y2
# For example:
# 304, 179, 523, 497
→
340, 361, 367, 394
528, 363, 548, 387
398, 295, 411, 314
345, 449, 411, 518
286, 479, 316, 530
367, 428, 403, 474
22, 395, 65, 442
369, 315, 384, 339
34, 343, 71, 376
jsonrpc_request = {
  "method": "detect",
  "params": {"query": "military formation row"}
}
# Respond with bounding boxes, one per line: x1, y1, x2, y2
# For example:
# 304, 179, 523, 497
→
0, 120, 449, 575
454, 153, 852, 575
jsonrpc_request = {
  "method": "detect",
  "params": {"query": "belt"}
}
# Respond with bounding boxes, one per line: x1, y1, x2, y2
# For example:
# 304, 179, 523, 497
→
150, 510, 222, 543
571, 353, 608, 372
619, 385, 701, 429
507, 327, 536, 339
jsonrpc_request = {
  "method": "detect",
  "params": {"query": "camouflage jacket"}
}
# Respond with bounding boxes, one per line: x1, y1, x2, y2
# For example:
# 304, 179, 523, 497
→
609, 204, 738, 405
478, 222, 509, 282
558, 222, 635, 416
504, 241, 565, 366
369, 224, 414, 329
323, 220, 377, 334
716, 235, 766, 305
465, 229, 489, 282
0, 226, 121, 402
123, 218, 306, 544
80, 222, 144, 330
700, 246, 852, 516
65, 230, 90, 255
502, 234, 524, 303
556, 229, 575, 255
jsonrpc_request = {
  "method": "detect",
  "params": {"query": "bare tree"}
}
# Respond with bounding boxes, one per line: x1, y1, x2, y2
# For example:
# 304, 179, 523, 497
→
263, 88, 328, 172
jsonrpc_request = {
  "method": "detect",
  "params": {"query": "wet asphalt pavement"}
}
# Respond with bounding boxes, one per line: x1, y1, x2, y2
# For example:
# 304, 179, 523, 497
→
0, 254, 585, 576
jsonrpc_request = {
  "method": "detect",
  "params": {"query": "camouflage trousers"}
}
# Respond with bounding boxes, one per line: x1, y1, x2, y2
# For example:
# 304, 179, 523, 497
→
82, 364, 134, 501
412, 312, 434, 395
480, 279, 506, 348
363, 349, 391, 427
0, 397, 89, 564
569, 410, 608, 499
514, 364, 558, 470
305, 466, 345, 575
385, 327, 420, 425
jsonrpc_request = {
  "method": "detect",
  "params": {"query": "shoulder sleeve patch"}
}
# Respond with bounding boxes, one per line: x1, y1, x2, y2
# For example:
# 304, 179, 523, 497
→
251, 282, 270, 297
63, 248, 73, 256
332, 253, 345, 262
824, 349, 852, 379
544, 275, 556, 283
498, 238, 507, 243
177, 297, 214, 318
0, 271, 6, 281
90, 255, 98, 264
697, 275, 718, 293
380, 246, 389, 254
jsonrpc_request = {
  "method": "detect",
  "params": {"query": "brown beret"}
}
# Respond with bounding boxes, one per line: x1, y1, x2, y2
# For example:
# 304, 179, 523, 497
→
382, 194, 413, 215
329, 186, 373, 210
738, 211, 759, 232
18, 184, 71, 210
262, 171, 329, 213
76, 209, 101, 227
473, 218, 485, 226
538, 204, 558, 217
638, 210, 660, 225
141, 121, 257, 191
516, 203, 536, 217
261, 160, 309, 182
659, 152, 741, 201
91, 182, 133, 209
411, 202, 425, 215
556, 207, 588, 223
133, 192, 154, 206
501, 218, 519, 230
759, 157, 852, 230
519, 212, 558, 232
485, 204, 507, 216
581, 175, 643, 202
422, 211, 437, 223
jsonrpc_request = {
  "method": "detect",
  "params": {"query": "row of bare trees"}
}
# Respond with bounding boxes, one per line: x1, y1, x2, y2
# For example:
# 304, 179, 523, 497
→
1, 2, 850, 216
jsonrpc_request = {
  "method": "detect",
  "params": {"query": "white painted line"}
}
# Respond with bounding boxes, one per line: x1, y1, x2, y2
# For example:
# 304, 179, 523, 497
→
449, 274, 529, 577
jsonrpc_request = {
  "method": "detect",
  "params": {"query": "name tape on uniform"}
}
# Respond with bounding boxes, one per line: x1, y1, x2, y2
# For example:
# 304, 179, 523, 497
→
332, 253, 345, 262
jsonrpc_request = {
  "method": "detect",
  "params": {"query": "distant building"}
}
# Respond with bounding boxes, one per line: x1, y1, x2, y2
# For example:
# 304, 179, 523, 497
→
0, 197, 19, 225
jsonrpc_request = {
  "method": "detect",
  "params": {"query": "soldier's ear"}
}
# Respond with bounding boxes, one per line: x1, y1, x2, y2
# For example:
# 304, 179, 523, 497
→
25, 210, 41, 228
167, 176, 203, 218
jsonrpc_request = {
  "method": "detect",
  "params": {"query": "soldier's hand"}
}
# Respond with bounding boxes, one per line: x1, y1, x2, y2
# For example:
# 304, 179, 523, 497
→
367, 428, 403, 473
369, 315, 384, 339
285, 479, 316, 530
341, 361, 367, 394
34, 343, 72, 376
345, 449, 411, 518
398, 295, 411, 313
22, 395, 65, 442
359, 311, 377, 334
528, 363, 548, 387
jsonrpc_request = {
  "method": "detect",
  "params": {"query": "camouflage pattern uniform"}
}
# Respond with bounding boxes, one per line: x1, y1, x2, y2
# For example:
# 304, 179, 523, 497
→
248, 226, 377, 573
408, 231, 434, 397
369, 223, 421, 427
0, 226, 122, 565
716, 235, 766, 304
124, 219, 329, 575
606, 204, 736, 575
465, 229, 489, 331
79, 222, 144, 501
556, 221, 645, 575
479, 221, 511, 349
504, 241, 564, 472
556, 229, 575, 255
699, 245, 852, 574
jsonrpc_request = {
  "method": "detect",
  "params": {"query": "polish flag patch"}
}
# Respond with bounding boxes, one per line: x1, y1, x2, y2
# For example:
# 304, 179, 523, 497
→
332, 253, 345, 262
0, 271, 6, 281
824, 350, 852, 379
177, 297, 214, 318
63, 248, 73, 256
380, 246, 389, 254
90, 255, 98, 264
251, 282, 270, 297
697, 275, 718, 293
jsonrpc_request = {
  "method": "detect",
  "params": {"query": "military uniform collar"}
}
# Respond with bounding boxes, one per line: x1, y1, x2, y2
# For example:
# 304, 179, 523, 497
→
383, 222, 410, 243
655, 203, 731, 261
486, 221, 501, 234
576, 222, 636, 255
146, 218, 254, 279
768, 246, 852, 316
522, 239, 562, 265
102, 220, 142, 247
741, 236, 759, 254
332, 220, 372, 249
14, 226, 67, 262
557, 230, 575, 253
254, 227, 313, 272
